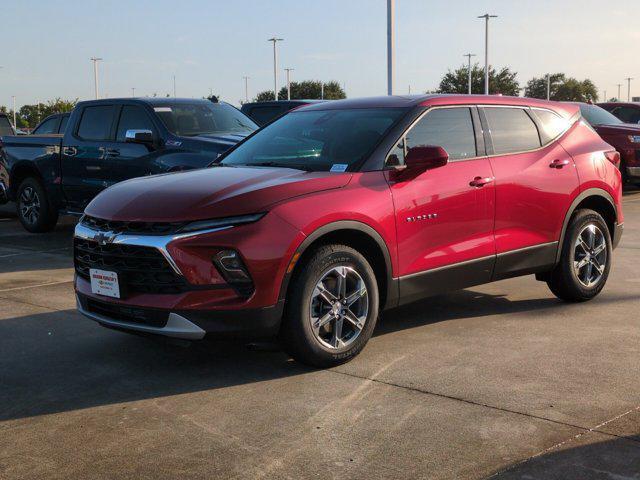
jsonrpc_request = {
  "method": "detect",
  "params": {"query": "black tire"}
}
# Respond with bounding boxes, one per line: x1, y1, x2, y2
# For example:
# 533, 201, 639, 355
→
16, 177, 58, 233
280, 244, 379, 368
547, 209, 612, 302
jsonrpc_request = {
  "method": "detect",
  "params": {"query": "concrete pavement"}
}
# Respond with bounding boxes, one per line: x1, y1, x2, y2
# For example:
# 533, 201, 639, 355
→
1, 189, 639, 479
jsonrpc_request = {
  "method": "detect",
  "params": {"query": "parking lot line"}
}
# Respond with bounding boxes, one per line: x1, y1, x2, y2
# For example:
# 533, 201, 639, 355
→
0, 247, 71, 259
0, 280, 73, 293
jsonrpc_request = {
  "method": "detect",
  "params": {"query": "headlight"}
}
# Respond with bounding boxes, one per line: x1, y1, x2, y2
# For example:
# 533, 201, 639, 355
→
178, 213, 266, 233
628, 135, 640, 143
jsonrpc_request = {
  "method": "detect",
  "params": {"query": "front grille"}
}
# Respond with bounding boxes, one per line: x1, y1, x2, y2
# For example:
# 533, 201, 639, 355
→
84, 296, 168, 328
74, 238, 189, 295
81, 215, 187, 236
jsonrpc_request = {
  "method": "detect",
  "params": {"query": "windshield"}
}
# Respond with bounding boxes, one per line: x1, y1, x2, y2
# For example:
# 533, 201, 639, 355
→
154, 102, 257, 137
219, 108, 406, 172
579, 104, 622, 126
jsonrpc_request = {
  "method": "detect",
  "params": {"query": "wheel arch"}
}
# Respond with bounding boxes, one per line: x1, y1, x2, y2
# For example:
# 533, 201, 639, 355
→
557, 188, 618, 263
9, 162, 44, 198
278, 221, 398, 311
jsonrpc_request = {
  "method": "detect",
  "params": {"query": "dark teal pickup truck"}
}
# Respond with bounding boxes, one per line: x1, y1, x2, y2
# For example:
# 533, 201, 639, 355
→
0, 98, 257, 232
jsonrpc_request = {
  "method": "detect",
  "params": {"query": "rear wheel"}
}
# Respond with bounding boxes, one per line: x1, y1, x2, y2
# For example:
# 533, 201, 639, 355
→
280, 244, 379, 367
547, 209, 611, 302
16, 177, 58, 233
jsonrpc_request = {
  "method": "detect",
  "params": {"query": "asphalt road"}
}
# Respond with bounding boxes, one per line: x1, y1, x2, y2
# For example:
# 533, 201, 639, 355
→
1, 189, 639, 480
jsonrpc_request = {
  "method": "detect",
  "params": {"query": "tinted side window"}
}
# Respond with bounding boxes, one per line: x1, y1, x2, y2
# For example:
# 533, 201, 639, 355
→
77, 106, 114, 141
59, 115, 69, 133
0, 116, 13, 136
612, 107, 640, 124
248, 106, 285, 126
532, 109, 569, 144
116, 106, 155, 142
405, 107, 477, 161
484, 108, 541, 155
34, 117, 60, 134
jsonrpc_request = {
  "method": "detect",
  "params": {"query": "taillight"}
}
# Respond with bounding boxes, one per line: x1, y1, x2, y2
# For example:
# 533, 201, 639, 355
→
604, 150, 621, 168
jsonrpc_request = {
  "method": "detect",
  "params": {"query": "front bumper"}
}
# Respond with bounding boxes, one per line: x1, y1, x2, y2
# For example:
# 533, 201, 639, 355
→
77, 293, 284, 340
627, 166, 640, 179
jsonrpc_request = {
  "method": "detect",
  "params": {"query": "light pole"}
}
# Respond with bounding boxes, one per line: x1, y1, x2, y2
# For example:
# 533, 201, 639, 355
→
284, 68, 294, 100
463, 53, 476, 94
603, 90, 607, 102
268, 37, 284, 100
131, 87, 136, 97
173, 75, 176, 97
242, 76, 250, 103
320, 82, 324, 100
90, 57, 102, 99
12, 95, 16, 129
546, 74, 551, 100
617, 83, 622, 101
387, 0, 395, 95
625, 77, 633, 101
477, 14, 497, 95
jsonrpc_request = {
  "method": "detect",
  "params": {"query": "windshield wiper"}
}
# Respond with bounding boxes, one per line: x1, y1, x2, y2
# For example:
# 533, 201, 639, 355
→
246, 161, 314, 172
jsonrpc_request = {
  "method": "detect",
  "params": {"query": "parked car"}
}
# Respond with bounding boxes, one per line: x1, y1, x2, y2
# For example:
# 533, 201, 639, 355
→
598, 102, 640, 125
574, 102, 640, 184
241, 100, 325, 126
0, 97, 257, 232
32, 112, 71, 135
0, 113, 15, 136
74, 95, 623, 367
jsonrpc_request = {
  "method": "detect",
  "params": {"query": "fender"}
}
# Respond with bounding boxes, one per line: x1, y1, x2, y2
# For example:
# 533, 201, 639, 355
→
277, 220, 399, 310
556, 187, 617, 263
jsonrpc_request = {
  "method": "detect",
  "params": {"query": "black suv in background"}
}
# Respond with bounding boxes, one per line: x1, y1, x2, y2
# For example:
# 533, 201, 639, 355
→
241, 100, 325, 126
0, 98, 257, 232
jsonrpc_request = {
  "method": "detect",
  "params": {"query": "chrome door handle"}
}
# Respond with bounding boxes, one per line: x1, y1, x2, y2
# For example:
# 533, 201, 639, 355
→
469, 176, 494, 187
63, 146, 78, 156
549, 159, 570, 169
105, 148, 120, 157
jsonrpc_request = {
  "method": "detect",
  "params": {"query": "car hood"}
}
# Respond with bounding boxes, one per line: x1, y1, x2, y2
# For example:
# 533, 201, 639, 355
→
594, 123, 640, 136
85, 166, 352, 222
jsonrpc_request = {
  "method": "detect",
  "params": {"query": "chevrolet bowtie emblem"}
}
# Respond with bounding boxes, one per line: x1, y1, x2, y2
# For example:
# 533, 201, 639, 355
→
93, 231, 116, 246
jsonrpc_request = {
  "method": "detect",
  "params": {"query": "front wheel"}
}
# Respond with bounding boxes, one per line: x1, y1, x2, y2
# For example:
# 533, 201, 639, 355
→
547, 209, 612, 302
16, 177, 58, 233
280, 244, 379, 367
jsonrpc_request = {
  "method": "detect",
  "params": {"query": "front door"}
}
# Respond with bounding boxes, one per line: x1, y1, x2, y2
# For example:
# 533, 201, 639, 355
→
386, 106, 496, 305
61, 104, 117, 210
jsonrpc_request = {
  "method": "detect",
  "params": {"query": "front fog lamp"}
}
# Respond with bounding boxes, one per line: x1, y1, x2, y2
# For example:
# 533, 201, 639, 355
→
213, 250, 252, 285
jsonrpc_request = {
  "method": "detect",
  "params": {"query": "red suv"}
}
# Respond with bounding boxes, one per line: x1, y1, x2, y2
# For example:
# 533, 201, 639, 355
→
74, 95, 624, 367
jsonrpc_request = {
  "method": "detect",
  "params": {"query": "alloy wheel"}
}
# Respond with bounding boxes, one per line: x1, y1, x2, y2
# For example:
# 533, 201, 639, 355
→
309, 266, 369, 350
19, 186, 41, 225
573, 224, 607, 288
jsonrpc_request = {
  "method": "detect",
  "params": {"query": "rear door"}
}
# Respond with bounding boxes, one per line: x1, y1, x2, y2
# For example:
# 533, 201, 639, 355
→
109, 104, 159, 183
61, 104, 117, 208
480, 106, 579, 278
387, 106, 496, 303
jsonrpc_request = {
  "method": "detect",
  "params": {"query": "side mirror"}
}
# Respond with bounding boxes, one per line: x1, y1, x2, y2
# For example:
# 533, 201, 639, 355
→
125, 129, 154, 144
405, 145, 449, 171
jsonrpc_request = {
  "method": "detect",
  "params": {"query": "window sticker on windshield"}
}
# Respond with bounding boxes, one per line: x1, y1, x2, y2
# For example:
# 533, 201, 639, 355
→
154, 107, 172, 112
330, 164, 348, 173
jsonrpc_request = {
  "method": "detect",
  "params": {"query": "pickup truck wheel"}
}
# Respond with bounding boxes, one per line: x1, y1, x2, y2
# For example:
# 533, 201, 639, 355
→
547, 209, 611, 302
280, 244, 379, 368
16, 178, 58, 233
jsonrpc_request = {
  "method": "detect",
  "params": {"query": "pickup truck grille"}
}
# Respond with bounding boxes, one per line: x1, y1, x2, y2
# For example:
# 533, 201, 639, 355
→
74, 238, 189, 295
81, 215, 187, 236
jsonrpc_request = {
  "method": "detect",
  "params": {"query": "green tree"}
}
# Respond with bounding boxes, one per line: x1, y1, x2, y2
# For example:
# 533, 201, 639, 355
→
254, 80, 347, 102
524, 74, 598, 102
437, 64, 520, 96
17, 98, 77, 127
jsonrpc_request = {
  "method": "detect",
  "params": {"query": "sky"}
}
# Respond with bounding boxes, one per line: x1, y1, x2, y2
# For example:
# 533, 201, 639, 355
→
1, 0, 639, 109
